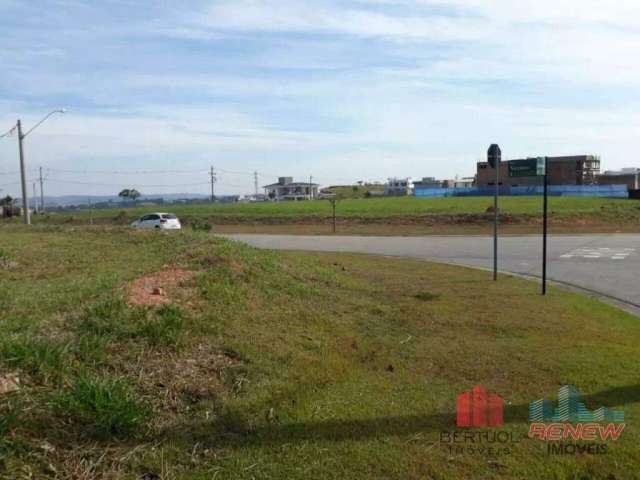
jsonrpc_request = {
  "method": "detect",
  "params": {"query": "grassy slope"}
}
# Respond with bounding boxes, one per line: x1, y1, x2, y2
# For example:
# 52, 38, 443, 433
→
37, 196, 640, 221
1, 226, 639, 479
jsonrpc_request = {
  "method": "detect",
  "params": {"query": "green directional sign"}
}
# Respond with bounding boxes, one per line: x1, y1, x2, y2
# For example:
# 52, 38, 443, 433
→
508, 157, 546, 177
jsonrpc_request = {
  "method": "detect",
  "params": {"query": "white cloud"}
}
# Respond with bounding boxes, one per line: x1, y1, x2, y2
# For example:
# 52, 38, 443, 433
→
3, 0, 640, 197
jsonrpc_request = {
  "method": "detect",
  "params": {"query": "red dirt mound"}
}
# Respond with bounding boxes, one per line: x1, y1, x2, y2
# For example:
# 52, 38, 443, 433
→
127, 269, 195, 307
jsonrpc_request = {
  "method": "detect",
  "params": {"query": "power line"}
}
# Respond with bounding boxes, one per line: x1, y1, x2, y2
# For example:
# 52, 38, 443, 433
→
45, 167, 207, 175
39, 166, 362, 184
44, 178, 212, 188
0, 125, 17, 139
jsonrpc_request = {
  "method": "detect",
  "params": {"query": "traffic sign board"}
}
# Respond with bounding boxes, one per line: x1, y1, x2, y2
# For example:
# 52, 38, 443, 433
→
508, 157, 546, 177
487, 144, 501, 169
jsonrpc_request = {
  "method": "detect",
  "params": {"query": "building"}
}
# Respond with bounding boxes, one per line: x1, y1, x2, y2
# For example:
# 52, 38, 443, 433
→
263, 177, 319, 201
413, 177, 443, 189
597, 168, 640, 191
476, 155, 601, 187
385, 177, 414, 196
443, 177, 475, 189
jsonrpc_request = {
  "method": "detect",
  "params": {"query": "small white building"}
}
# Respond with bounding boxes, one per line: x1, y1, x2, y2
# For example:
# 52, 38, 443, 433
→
263, 177, 320, 201
385, 177, 414, 196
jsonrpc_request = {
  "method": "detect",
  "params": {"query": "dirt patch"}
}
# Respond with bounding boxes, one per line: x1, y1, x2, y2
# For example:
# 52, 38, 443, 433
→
126, 269, 195, 307
132, 344, 243, 415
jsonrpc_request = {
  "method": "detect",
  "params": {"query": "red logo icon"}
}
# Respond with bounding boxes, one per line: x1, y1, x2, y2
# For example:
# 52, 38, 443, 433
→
457, 385, 504, 427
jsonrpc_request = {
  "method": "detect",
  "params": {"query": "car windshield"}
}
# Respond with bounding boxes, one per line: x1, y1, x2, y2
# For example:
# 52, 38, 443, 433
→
162, 214, 177, 219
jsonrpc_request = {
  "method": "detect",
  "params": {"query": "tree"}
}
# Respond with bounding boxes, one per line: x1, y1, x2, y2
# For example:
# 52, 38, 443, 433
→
118, 189, 131, 201
1, 195, 15, 218
118, 188, 141, 204
0, 195, 14, 207
128, 189, 141, 202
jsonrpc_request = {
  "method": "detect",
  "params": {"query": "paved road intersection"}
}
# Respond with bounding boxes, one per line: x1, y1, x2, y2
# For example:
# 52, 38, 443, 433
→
224, 234, 640, 317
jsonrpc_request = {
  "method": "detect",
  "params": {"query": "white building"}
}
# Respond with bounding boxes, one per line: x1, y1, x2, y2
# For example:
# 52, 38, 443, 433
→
385, 177, 414, 196
263, 177, 320, 201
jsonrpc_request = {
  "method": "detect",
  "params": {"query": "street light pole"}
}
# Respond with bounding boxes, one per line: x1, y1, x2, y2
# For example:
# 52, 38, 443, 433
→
17, 120, 30, 225
5, 109, 66, 225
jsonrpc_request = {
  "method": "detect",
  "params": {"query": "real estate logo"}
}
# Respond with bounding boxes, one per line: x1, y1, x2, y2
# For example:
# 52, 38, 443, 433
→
457, 385, 504, 428
528, 385, 625, 455
440, 385, 517, 456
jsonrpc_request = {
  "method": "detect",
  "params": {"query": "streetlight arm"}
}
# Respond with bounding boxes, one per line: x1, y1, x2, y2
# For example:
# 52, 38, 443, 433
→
22, 109, 66, 139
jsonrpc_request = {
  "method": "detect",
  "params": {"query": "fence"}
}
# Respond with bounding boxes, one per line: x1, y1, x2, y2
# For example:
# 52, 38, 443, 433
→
414, 185, 628, 198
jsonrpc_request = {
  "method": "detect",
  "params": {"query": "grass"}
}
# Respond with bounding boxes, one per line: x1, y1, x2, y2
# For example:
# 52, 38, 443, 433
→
50, 376, 148, 440
0, 337, 70, 384
28, 195, 640, 220
22, 195, 640, 235
0, 224, 639, 478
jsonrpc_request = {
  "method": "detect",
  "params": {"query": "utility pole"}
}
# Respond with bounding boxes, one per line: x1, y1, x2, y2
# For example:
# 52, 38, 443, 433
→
17, 120, 30, 225
32, 182, 38, 214
254, 171, 259, 197
210, 166, 217, 202
309, 175, 313, 200
39, 166, 45, 213
4, 110, 65, 225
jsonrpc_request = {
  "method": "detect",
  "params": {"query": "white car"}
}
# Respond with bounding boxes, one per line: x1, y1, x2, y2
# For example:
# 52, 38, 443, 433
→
131, 213, 182, 230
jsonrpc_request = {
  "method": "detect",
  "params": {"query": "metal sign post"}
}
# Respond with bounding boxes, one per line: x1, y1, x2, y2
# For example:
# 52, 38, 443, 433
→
542, 157, 548, 295
508, 157, 548, 295
488, 144, 502, 281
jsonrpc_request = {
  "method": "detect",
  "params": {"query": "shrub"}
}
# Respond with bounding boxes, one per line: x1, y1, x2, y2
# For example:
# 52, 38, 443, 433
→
50, 376, 148, 439
191, 218, 212, 232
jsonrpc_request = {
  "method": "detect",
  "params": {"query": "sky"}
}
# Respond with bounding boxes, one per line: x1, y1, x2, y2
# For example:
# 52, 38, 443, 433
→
2, 0, 640, 197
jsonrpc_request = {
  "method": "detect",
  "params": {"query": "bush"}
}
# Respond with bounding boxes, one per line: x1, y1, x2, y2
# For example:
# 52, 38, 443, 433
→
51, 376, 148, 439
191, 218, 212, 232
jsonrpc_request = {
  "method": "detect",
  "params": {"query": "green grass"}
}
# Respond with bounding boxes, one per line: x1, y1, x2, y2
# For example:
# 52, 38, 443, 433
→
50, 376, 148, 440
30, 196, 640, 222
0, 225, 639, 478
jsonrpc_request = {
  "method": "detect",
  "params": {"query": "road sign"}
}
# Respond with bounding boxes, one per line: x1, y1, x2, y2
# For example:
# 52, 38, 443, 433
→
488, 144, 501, 169
487, 144, 501, 281
508, 157, 546, 177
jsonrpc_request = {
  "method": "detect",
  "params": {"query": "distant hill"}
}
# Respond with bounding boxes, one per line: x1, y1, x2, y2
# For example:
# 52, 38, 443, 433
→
40, 193, 209, 207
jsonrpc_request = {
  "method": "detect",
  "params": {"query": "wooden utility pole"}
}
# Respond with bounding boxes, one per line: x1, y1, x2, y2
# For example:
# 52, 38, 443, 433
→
17, 120, 30, 225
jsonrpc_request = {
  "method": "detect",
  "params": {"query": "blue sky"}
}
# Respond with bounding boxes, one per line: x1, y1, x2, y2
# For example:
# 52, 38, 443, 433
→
2, 0, 640, 196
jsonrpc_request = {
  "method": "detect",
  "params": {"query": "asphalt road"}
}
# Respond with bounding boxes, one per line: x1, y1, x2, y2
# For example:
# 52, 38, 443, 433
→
224, 234, 640, 316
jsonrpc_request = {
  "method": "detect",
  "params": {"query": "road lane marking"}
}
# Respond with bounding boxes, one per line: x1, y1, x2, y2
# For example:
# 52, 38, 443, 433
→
560, 248, 636, 260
